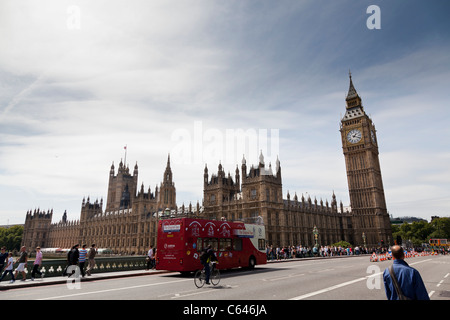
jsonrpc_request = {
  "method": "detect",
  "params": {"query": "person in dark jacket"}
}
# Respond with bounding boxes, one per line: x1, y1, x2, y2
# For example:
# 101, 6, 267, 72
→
65, 244, 80, 276
200, 245, 218, 285
68, 244, 80, 265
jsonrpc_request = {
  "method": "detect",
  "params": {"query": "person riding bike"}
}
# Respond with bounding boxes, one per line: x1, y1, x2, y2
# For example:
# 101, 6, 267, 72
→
200, 245, 218, 285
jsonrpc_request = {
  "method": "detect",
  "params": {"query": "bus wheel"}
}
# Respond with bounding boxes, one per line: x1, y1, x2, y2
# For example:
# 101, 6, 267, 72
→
248, 256, 256, 269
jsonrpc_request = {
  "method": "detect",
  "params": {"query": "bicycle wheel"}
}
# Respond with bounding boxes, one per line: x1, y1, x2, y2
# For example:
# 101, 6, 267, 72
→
210, 268, 220, 286
194, 269, 205, 288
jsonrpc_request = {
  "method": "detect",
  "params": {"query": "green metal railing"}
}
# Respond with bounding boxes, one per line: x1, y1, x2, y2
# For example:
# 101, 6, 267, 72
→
0, 256, 148, 281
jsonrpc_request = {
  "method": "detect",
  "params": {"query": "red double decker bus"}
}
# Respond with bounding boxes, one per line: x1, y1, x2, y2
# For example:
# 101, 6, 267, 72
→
156, 217, 267, 273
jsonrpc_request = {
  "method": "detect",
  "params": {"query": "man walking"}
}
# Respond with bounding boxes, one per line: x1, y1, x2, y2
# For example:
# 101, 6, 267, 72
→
383, 245, 429, 300
86, 244, 97, 276
79, 244, 88, 277
14, 246, 28, 281
0, 247, 8, 272
146, 245, 154, 270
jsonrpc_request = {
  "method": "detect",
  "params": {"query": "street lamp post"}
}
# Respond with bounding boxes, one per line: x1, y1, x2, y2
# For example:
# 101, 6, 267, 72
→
362, 232, 366, 249
313, 225, 319, 248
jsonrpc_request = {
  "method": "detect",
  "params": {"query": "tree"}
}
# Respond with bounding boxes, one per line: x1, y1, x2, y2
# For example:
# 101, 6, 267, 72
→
331, 240, 352, 248
0, 225, 23, 251
428, 218, 450, 240
392, 217, 450, 246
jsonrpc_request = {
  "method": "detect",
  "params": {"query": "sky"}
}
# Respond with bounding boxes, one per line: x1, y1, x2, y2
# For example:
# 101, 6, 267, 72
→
1, 0, 449, 225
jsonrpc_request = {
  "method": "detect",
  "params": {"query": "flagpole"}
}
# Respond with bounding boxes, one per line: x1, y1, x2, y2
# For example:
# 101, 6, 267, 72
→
124, 145, 127, 167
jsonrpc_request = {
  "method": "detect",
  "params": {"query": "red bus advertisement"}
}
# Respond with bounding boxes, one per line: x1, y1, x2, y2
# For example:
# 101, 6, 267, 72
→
156, 217, 267, 273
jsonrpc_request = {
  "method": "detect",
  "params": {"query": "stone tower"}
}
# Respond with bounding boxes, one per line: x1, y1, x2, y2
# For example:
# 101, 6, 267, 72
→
105, 159, 138, 212
21, 209, 53, 248
157, 154, 177, 211
340, 72, 392, 246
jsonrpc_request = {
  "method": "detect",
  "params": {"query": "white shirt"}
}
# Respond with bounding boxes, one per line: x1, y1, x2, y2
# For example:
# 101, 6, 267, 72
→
5, 257, 13, 270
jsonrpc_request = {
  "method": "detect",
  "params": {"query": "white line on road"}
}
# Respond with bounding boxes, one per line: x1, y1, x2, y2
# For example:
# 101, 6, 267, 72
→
289, 258, 433, 300
289, 276, 371, 300
37, 278, 193, 300
262, 273, 305, 282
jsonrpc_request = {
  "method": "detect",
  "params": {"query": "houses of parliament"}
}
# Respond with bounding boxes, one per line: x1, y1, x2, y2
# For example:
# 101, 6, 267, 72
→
22, 75, 392, 254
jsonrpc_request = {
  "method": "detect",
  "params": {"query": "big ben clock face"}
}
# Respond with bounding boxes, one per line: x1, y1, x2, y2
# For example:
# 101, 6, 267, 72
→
346, 129, 362, 144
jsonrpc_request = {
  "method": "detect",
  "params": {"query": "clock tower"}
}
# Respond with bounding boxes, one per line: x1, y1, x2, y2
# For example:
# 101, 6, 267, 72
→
340, 72, 392, 247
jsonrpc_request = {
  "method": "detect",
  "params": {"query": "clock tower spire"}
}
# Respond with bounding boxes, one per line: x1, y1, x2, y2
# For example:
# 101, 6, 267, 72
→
340, 72, 392, 247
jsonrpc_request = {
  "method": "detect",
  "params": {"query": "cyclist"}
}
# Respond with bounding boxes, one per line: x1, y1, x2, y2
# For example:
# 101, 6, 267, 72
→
200, 245, 218, 285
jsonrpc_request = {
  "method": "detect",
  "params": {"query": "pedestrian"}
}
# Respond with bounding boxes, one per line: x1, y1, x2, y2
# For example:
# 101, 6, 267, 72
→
0, 247, 8, 272
86, 243, 97, 276
66, 244, 80, 276
146, 245, 154, 270
0, 252, 15, 283
31, 246, 44, 280
383, 245, 429, 300
79, 244, 88, 277
14, 246, 28, 281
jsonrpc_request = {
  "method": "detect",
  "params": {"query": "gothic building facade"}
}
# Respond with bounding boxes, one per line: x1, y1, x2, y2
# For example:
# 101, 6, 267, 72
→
202, 153, 352, 247
22, 156, 177, 255
22, 75, 392, 252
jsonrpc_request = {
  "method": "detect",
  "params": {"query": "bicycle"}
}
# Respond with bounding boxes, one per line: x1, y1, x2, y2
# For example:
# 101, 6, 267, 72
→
194, 261, 220, 288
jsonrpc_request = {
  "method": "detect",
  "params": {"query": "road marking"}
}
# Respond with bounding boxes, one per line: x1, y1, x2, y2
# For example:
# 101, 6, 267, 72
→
37, 278, 192, 300
409, 259, 432, 266
444, 273, 449, 279
262, 273, 305, 282
171, 288, 217, 299
437, 280, 444, 287
290, 258, 434, 300
429, 291, 435, 298
289, 276, 372, 300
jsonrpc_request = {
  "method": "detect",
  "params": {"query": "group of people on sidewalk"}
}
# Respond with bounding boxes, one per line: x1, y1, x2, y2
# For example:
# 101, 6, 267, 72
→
0, 246, 44, 283
0, 243, 99, 283
64, 243, 98, 277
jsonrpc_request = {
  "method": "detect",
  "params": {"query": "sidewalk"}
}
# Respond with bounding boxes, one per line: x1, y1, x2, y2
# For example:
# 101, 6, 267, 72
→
0, 268, 170, 291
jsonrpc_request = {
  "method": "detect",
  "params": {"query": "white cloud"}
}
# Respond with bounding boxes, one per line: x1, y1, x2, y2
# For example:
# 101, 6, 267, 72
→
1, 1, 449, 225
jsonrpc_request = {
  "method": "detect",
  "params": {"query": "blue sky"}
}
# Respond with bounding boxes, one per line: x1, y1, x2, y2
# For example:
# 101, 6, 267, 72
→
1, 0, 449, 225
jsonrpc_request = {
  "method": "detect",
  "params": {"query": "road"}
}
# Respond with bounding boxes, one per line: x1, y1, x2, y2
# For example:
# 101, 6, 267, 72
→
3, 254, 449, 301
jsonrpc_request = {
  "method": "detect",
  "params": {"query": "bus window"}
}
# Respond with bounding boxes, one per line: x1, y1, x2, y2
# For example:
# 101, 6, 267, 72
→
258, 239, 266, 251
204, 238, 218, 251
220, 239, 232, 251
197, 238, 204, 252
233, 238, 242, 251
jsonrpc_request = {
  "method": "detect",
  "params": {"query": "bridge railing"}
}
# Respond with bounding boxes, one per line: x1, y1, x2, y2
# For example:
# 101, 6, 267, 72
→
1, 256, 148, 280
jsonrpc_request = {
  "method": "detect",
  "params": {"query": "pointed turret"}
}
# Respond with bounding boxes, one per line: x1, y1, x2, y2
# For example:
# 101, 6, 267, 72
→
343, 71, 365, 119
163, 153, 173, 184
346, 70, 359, 101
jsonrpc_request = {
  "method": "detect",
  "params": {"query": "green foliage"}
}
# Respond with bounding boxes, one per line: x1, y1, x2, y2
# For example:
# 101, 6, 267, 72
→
392, 217, 450, 245
330, 240, 352, 248
0, 225, 23, 251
